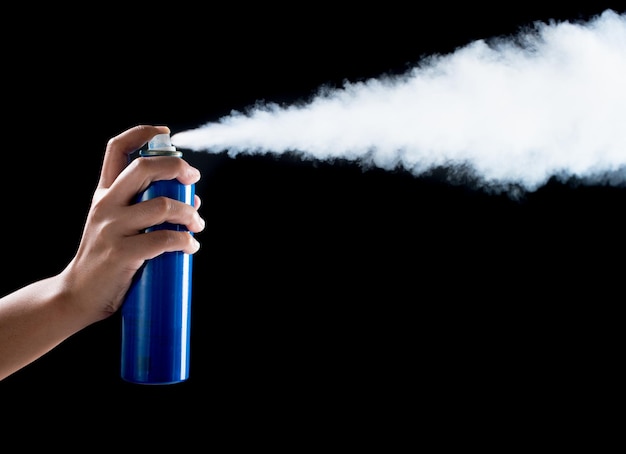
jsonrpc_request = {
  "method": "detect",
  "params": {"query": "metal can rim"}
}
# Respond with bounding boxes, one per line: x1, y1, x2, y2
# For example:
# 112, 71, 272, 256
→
140, 150, 183, 157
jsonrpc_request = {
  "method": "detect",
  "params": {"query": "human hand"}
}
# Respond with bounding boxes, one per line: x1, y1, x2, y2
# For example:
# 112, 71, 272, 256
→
62, 124, 205, 326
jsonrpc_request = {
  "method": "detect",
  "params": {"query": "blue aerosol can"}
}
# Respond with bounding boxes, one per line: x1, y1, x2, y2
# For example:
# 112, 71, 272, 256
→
121, 133, 194, 385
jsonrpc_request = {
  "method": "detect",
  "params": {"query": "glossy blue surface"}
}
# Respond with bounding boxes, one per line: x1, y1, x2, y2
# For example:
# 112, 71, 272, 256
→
121, 178, 194, 385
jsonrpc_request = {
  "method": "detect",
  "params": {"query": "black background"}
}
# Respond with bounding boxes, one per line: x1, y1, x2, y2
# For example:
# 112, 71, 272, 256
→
2, 3, 624, 444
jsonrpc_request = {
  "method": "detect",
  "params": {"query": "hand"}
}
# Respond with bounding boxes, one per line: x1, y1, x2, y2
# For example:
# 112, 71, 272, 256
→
62, 124, 205, 324
0, 124, 205, 380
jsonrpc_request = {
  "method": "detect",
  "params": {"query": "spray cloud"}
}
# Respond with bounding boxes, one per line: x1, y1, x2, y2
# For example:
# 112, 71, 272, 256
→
172, 10, 626, 195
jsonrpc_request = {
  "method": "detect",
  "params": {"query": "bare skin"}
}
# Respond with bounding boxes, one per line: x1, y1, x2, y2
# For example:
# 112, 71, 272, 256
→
0, 125, 205, 380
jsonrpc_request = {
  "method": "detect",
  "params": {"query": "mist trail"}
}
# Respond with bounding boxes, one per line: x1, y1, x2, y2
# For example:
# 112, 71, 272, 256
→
172, 9, 626, 195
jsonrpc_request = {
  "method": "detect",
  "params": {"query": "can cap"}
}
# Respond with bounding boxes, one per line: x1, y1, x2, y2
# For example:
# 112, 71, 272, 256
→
141, 133, 182, 157
149, 133, 177, 152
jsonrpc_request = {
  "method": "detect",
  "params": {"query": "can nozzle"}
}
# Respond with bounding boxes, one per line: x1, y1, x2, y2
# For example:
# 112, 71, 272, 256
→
141, 133, 181, 157
149, 133, 177, 152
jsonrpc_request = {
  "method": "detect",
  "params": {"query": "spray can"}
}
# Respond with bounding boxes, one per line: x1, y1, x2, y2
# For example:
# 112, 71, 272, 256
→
120, 133, 194, 385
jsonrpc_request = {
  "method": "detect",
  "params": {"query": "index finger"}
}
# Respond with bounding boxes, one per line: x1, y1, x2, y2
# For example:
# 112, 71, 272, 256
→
98, 125, 171, 189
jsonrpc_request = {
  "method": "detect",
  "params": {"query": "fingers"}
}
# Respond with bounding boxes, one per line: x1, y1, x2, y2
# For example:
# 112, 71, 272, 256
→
89, 125, 206, 262
124, 196, 206, 234
98, 125, 171, 190
122, 230, 201, 259
107, 155, 201, 207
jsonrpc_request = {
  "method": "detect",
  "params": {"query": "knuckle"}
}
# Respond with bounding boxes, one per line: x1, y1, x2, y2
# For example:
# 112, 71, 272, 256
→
131, 156, 151, 172
98, 218, 119, 238
89, 197, 108, 223
151, 196, 173, 215
105, 135, 120, 150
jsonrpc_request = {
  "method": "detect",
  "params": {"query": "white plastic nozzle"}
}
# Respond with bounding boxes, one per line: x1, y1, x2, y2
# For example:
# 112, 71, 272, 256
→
148, 133, 177, 152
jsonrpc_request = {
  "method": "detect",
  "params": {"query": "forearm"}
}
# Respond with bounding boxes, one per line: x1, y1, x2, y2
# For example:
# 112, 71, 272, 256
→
0, 274, 90, 380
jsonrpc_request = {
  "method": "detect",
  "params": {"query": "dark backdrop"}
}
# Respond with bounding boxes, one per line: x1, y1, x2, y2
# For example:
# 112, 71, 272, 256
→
1, 3, 623, 445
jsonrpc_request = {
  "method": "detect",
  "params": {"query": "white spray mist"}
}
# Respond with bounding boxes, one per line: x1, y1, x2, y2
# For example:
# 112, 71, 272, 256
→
172, 9, 626, 194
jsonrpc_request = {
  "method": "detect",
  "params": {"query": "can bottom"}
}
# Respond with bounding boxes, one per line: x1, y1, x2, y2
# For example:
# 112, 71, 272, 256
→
121, 376, 189, 386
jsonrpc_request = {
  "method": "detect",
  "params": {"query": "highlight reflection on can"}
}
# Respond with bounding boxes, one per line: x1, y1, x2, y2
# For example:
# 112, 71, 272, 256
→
120, 133, 194, 385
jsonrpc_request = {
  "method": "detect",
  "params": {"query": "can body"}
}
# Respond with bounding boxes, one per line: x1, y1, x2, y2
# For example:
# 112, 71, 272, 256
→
121, 178, 195, 385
